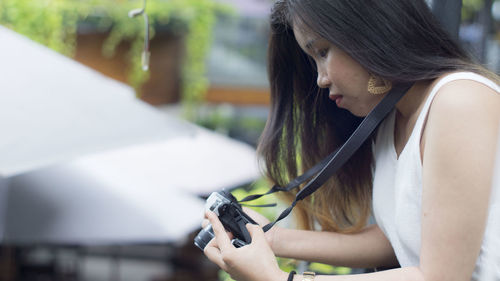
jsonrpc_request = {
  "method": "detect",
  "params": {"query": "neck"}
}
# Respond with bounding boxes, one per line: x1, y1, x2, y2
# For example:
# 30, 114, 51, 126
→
395, 80, 433, 120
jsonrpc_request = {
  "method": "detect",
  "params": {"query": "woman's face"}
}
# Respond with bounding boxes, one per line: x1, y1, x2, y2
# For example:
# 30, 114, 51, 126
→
292, 23, 385, 117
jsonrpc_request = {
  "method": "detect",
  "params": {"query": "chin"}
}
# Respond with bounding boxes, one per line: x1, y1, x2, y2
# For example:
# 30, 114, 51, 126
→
352, 112, 368, 118
347, 108, 369, 117
348, 102, 378, 117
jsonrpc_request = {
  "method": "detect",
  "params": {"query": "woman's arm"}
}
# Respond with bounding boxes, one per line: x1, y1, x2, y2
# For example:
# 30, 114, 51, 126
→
416, 79, 499, 281
273, 224, 398, 269
242, 205, 398, 268
205, 212, 424, 281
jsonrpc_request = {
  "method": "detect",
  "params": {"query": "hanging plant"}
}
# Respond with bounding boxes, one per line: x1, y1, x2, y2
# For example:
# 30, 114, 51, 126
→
0, 0, 230, 106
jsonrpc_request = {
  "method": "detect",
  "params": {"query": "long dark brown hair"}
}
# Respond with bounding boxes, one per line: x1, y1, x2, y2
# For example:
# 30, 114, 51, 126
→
258, 0, 498, 233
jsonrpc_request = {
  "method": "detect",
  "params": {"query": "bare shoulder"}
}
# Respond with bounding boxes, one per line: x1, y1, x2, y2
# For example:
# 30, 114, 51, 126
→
422, 77, 500, 165
432, 77, 499, 110
428, 77, 500, 126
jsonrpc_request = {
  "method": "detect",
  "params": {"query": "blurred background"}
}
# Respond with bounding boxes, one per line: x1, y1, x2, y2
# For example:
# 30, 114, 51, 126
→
0, 0, 498, 280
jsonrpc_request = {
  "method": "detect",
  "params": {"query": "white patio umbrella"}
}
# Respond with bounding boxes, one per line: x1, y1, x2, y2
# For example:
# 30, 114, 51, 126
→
0, 26, 261, 245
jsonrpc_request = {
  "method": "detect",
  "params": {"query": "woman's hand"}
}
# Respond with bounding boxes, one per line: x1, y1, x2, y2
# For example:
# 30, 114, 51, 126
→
203, 211, 287, 281
241, 207, 270, 226
201, 207, 282, 252
241, 207, 281, 251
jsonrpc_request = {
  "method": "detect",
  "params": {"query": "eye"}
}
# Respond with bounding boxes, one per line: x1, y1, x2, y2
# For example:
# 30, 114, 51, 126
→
317, 48, 329, 58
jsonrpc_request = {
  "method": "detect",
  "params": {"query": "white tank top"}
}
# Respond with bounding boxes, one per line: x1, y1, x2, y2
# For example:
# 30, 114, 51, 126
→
372, 72, 500, 280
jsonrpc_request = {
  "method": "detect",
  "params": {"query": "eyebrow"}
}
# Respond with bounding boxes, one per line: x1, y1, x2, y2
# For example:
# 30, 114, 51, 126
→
305, 39, 317, 50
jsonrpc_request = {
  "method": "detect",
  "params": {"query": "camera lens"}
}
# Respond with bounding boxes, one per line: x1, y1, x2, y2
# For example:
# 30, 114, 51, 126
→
194, 225, 215, 250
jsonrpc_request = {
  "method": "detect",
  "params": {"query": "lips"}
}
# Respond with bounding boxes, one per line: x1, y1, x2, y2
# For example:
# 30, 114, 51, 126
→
329, 94, 343, 107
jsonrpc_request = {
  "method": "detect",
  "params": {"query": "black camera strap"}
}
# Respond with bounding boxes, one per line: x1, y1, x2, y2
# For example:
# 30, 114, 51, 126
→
239, 148, 335, 204
239, 83, 413, 232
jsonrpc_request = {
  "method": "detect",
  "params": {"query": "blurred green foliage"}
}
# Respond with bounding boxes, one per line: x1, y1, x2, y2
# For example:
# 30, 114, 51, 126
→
193, 105, 267, 146
309, 263, 351, 275
462, 0, 495, 21
0, 0, 229, 104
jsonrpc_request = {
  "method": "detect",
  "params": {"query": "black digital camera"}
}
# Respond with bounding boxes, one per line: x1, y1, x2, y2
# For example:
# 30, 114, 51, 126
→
194, 190, 257, 251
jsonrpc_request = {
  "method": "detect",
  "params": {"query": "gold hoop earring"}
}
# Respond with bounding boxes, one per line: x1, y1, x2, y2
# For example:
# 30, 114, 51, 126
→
367, 75, 392, 95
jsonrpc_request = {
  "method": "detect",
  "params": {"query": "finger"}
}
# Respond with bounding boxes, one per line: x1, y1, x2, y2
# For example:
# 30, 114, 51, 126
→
206, 211, 233, 251
201, 219, 234, 239
201, 218, 209, 228
203, 241, 227, 271
246, 223, 265, 243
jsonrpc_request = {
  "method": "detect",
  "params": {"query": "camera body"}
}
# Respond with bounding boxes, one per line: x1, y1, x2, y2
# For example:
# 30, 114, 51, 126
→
194, 190, 257, 250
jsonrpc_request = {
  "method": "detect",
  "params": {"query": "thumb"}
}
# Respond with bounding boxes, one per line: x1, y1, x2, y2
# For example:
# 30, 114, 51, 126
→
246, 223, 265, 242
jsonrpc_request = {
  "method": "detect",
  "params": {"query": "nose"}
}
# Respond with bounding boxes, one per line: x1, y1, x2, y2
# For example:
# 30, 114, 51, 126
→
316, 68, 330, 89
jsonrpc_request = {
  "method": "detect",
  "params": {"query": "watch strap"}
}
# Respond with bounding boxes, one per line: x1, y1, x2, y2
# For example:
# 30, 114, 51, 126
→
302, 271, 315, 281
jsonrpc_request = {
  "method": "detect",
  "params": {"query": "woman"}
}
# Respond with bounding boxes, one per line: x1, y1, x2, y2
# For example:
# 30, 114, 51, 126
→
203, 0, 500, 280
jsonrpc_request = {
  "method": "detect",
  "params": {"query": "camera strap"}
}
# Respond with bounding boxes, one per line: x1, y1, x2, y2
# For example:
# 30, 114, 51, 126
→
239, 83, 414, 232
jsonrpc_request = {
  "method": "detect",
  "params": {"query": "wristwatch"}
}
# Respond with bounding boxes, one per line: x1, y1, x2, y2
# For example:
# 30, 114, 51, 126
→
302, 271, 315, 281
